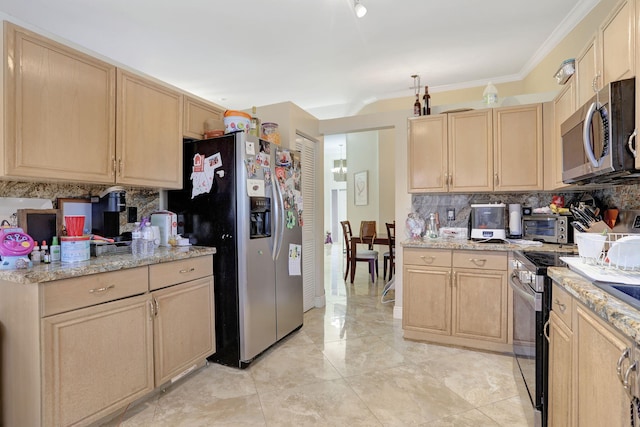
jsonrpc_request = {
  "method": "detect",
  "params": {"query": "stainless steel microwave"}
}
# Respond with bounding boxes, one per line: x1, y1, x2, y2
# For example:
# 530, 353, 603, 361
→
561, 77, 638, 184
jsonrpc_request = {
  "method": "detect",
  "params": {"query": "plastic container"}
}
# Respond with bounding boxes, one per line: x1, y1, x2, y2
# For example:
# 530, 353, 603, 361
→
575, 232, 607, 264
261, 122, 280, 145
141, 221, 155, 256
131, 222, 144, 256
64, 215, 85, 237
483, 82, 498, 106
61, 236, 90, 262
223, 110, 251, 134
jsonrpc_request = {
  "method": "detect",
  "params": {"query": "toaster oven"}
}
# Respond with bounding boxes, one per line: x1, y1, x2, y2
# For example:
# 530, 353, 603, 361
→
523, 214, 573, 244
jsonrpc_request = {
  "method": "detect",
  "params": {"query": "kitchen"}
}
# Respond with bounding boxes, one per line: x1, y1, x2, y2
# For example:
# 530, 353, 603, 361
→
2, 0, 640, 426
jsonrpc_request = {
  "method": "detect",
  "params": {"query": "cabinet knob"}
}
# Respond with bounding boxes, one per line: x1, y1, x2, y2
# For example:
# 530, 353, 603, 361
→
469, 258, 487, 267
617, 347, 631, 383
179, 267, 196, 274
419, 255, 435, 264
88, 284, 115, 294
553, 298, 566, 313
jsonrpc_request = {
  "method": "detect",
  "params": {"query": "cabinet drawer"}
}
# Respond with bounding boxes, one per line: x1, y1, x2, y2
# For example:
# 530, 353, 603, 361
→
41, 267, 149, 317
551, 282, 573, 328
453, 250, 506, 270
149, 255, 213, 290
404, 248, 451, 267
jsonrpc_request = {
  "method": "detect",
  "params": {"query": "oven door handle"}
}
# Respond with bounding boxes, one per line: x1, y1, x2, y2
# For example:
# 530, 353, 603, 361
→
509, 273, 541, 311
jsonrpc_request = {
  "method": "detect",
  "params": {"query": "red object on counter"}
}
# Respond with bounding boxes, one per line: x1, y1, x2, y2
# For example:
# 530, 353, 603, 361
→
552, 195, 565, 208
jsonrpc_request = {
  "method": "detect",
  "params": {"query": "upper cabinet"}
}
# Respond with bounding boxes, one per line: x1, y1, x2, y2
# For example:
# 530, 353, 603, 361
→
116, 70, 183, 189
575, 0, 635, 106
546, 78, 575, 190
2, 23, 184, 189
3, 22, 117, 184
183, 95, 225, 140
408, 104, 543, 194
493, 104, 543, 192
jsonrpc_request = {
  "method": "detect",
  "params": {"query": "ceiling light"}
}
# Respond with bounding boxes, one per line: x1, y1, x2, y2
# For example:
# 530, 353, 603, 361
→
354, 0, 367, 18
332, 144, 347, 182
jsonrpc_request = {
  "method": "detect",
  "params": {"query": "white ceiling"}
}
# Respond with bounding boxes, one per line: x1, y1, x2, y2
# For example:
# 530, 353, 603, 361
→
0, 0, 598, 119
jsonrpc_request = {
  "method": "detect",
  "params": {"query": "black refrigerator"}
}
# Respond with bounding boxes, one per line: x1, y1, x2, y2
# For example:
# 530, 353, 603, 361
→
168, 132, 303, 368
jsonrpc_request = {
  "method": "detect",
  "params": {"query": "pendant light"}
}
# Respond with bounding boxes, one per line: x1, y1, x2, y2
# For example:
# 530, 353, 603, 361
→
354, 0, 367, 18
332, 144, 347, 182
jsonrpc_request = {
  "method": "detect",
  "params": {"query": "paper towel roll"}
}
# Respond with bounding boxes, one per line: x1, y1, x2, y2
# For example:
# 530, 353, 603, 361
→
509, 204, 522, 235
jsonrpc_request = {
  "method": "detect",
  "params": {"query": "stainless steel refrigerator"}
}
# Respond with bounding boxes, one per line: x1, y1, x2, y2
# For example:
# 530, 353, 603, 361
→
167, 132, 303, 368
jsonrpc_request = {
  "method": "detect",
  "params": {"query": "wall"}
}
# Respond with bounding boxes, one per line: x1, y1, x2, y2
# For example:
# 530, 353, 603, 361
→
346, 131, 379, 234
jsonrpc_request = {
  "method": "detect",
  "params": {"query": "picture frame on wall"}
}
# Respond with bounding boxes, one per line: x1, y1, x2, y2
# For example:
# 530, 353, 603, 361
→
354, 170, 368, 206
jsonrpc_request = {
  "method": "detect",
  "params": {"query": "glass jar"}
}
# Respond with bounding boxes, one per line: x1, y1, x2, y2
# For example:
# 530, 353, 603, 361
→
261, 122, 280, 145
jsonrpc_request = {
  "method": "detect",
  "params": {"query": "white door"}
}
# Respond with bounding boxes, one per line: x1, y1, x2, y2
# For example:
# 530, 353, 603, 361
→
296, 134, 317, 312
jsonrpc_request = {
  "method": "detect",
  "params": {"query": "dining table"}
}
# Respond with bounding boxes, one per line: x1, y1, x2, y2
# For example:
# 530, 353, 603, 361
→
348, 234, 391, 281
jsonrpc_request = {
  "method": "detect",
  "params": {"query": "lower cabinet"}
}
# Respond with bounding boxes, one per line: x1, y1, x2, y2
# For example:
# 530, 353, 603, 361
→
42, 294, 154, 427
403, 248, 511, 352
0, 255, 215, 427
548, 281, 634, 426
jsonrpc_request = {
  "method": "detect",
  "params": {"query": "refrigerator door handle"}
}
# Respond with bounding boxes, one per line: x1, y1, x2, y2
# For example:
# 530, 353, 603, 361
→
274, 173, 285, 260
271, 172, 280, 260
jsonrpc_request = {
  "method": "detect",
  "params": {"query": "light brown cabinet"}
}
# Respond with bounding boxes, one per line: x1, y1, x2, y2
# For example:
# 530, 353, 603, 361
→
575, 0, 635, 106
2, 22, 184, 188
149, 257, 215, 385
403, 248, 511, 352
116, 69, 183, 189
545, 78, 575, 190
493, 104, 543, 191
0, 255, 215, 427
408, 104, 543, 193
2, 22, 116, 183
548, 280, 634, 426
183, 95, 225, 139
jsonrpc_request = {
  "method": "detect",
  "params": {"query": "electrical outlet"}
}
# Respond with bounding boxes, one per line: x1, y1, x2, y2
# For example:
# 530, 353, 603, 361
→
127, 207, 138, 223
447, 208, 455, 221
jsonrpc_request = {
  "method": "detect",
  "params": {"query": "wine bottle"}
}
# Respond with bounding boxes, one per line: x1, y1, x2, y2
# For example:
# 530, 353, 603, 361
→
413, 95, 421, 116
249, 106, 260, 137
422, 86, 431, 116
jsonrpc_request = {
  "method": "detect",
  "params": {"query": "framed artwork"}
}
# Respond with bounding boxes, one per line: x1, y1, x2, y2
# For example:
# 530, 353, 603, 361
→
354, 170, 368, 206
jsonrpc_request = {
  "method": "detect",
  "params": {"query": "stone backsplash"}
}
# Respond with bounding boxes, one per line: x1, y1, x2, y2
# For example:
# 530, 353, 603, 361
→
0, 181, 159, 234
412, 184, 640, 229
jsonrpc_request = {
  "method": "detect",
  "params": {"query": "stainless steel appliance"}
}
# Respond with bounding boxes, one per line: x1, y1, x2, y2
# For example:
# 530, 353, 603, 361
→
510, 251, 566, 427
167, 132, 303, 368
561, 77, 637, 184
523, 214, 573, 244
91, 186, 126, 238
470, 203, 507, 241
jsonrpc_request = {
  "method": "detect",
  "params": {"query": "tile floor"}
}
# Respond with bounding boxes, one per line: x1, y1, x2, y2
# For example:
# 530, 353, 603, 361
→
102, 244, 533, 426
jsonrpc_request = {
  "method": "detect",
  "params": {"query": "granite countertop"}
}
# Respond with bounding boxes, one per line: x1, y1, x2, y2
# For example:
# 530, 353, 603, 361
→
0, 246, 217, 285
548, 266, 640, 345
402, 238, 578, 254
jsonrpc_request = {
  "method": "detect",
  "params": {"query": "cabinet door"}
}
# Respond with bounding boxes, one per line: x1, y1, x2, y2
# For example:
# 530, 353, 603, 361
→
600, 0, 635, 86
152, 276, 215, 385
493, 104, 543, 191
116, 69, 183, 188
575, 35, 599, 106
574, 304, 631, 426
407, 115, 448, 192
183, 95, 225, 139
451, 268, 508, 343
402, 265, 451, 335
42, 294, 154, 427
3, 22, 116, 183
546, 79, 575, 190
547, 312, 573, 427
448, 109, 493, 192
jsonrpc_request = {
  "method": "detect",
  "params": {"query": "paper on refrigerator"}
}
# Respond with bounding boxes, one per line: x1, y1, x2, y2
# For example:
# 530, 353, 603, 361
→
190, 153, 222, 198
288, 244, 302, 276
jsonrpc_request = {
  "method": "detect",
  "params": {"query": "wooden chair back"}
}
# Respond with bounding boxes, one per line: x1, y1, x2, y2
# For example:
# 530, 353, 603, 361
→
360, 221, 377, 248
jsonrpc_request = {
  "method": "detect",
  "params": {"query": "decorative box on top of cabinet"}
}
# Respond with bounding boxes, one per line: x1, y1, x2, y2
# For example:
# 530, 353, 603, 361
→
2, 22, 184, 189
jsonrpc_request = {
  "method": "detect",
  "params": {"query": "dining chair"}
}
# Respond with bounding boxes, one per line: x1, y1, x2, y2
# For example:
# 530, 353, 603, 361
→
384, 221, 396, 281
340, 220, 378, 283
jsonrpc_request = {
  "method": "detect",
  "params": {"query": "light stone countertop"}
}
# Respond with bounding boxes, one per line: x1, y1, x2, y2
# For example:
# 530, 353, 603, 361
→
548, 267, 640, 345
0, 246, 216, 285
402, 237, 578, 254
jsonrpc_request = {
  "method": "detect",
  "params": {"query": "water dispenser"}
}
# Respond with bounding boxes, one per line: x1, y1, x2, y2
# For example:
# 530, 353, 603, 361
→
250, 197, 271, 239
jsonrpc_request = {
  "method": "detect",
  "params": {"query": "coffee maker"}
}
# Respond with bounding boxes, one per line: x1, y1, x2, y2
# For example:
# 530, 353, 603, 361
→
91, 186, 126, 238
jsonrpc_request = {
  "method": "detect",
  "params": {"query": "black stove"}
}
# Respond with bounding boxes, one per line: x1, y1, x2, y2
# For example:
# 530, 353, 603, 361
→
520, 251, 567, 274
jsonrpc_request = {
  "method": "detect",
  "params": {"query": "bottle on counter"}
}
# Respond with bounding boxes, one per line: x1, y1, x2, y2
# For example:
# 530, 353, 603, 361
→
141, 220, 155, 256
428, 213, 439, 238
249, 106, 261, 137
40, 240, 48, 262
422, 86, 431, 116
132, 222, 143, 256
413, 94, 421, 116
50, 236, 61, 262
31, 244, 41, 263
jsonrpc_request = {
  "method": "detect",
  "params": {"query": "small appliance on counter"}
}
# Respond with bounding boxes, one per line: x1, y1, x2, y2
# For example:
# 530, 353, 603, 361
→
469, 203, 507, 241
91, 186, 126, 239
523, 214, 573, 244
150, 211, 177, 247
0, 226, 35, 269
